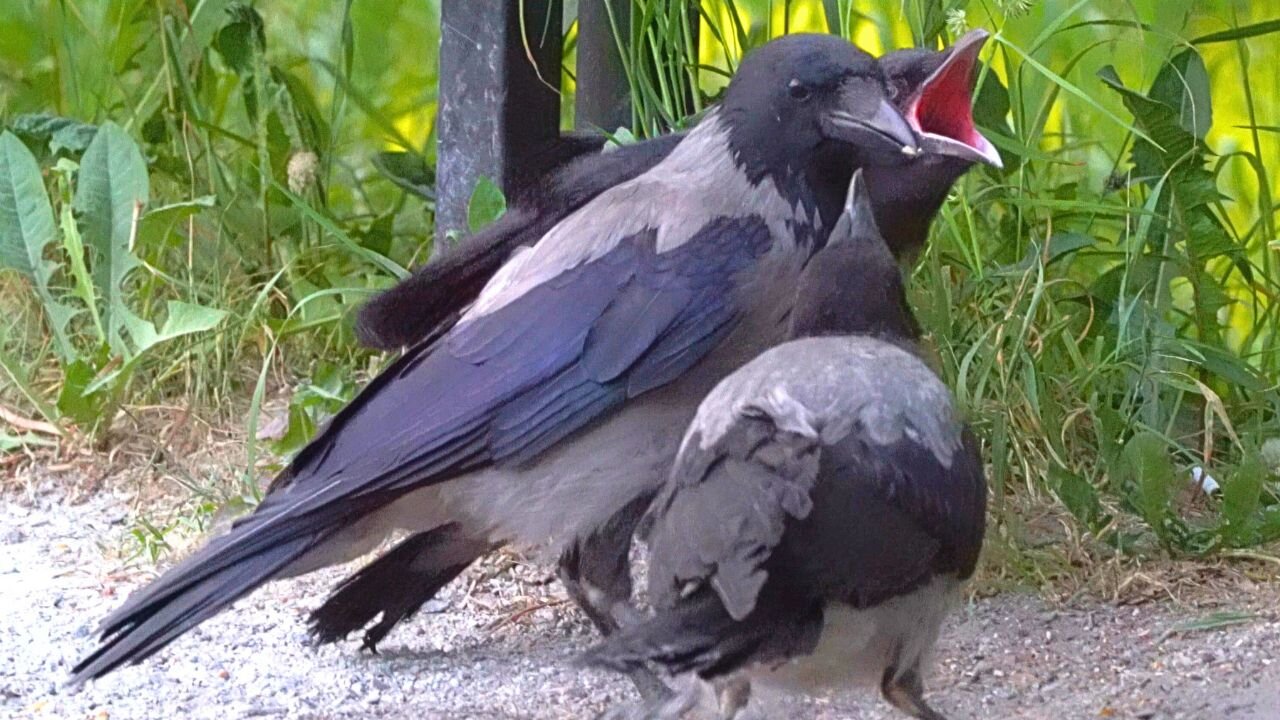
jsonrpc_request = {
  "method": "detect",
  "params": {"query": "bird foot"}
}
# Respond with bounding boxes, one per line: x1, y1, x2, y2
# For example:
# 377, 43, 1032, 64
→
881, 666, 948, 720
596, 676, 716, 720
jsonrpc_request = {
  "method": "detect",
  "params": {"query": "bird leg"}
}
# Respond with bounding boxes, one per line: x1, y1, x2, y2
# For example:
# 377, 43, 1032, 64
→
715, 677, 753, 719
595, 676, 705, 720
560, 493, 670, 702
881, 665, 948, 720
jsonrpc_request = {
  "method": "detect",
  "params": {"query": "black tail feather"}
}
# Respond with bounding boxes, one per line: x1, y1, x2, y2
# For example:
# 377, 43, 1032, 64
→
354, 208, 533, 350
354, 133, 685, 352
70, 486, 394, 684
308, 524, 491, 651
71, 527, 330, 683
582, 592, 758, 680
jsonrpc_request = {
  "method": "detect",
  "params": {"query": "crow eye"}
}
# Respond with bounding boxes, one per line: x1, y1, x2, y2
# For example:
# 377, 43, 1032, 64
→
788, 79, 811, 101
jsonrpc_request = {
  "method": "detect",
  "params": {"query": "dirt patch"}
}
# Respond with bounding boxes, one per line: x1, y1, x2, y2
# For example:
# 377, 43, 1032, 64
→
2, 483, 1278, 719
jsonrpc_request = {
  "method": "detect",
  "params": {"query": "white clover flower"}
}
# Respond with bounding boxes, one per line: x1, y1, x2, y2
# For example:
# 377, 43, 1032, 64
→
287, 150, 320, 194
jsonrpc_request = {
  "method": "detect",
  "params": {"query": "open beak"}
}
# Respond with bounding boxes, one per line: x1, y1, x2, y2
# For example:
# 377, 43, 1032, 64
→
905, 29, 1003, 168
822, 77, 921, 160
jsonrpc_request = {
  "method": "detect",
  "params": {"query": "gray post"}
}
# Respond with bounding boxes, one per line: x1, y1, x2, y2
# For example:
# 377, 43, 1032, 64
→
575, 0, 631, 133
436, 0, 563, 243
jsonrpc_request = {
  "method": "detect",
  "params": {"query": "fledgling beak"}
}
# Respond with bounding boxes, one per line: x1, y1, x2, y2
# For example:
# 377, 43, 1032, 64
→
822, 77, 921, 158
828, 169, 882, 245
906, 29, 1003, 168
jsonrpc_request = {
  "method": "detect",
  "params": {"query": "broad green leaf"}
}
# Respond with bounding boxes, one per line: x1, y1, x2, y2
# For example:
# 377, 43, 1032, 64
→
274, 69, 330, 155
128, 0, 235, 131
371, 151, 434, 200
820, 0, 843, 35
1188, 271, 1233, 316
212, 5, 265, 75
357, 213, 395, 257
467, 176, 507, 233
10, 113, 98, 156
0, 131, 76, 358
73, 121, 150, 357
84, 301, 228, 396
1098, 66, 1195, 177
1119, 432, 1177, 538
136, 196, 216, 251
1260, 509, 1280, 545
1176, 339, 1268, 391
158, 300, 228, 340
1099, 53, 1239, 342
1050, 464, 1107, 530
57, 356, 108, 427
128, 300, 229, 354
604, 126, 640, 148
1221, 453, 1265, 546
1149, 49, 1212, 140
272, 402, 317, 457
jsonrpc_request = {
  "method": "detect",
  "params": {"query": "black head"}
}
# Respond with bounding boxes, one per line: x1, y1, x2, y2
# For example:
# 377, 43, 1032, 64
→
788, 170, 922, 342
884, 30, 1001, 168
721, 34, 919, 185
863, 29, 1003, 261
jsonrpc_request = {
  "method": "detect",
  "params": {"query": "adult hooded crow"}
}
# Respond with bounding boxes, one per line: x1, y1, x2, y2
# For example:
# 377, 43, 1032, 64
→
583, 171, 987, 720
354, 30, 1000, 352
308, 30, 1001, 655
71, 34, 923, 683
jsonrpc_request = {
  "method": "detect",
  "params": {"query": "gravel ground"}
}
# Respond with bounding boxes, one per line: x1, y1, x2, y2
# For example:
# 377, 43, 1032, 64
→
3, 487, 1279, 720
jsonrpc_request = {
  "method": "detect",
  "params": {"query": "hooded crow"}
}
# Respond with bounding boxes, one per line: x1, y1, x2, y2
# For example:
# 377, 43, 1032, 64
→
582, 171, 987, 720
72, 34, 923, 684
354, 30, 999, 352
310, 31, 1000, 658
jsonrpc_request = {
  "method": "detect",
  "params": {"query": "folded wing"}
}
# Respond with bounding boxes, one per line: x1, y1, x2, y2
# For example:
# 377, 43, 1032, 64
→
74, 213, 772, 682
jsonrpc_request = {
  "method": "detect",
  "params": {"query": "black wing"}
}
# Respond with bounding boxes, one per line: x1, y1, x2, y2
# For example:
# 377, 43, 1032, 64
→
646, 411, 823, 620
356, 134, 684, 350
648, 405, 986, 621
774, 426, 986, 609
73, 213, 769, 682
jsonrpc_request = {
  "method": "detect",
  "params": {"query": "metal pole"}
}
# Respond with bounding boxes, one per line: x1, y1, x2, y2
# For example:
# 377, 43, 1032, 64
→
436, 0, 563, 243
575, 0, 631, 133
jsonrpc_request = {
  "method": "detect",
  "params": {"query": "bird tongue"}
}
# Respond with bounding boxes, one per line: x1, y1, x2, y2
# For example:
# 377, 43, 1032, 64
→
906, 30, 1001, 167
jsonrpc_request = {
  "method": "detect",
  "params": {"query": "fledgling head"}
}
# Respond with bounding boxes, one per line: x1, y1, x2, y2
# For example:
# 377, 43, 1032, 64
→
721, 34, 919, 182
788, 170, 922, 342
885, 30, 1002, 170
864, 29, 1003, 260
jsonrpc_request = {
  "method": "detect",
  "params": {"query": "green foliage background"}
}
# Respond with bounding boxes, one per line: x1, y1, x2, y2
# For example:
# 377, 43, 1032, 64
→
2, 0, 1279, 567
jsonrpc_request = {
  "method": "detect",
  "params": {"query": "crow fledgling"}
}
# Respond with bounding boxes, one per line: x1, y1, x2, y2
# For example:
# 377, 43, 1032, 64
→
582, 172, 987, 720
313, 30, 1000, 662
72, 34, 922, 686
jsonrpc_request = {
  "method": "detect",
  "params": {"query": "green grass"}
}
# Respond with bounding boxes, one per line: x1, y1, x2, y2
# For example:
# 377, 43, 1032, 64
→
1, 0, 1278, 566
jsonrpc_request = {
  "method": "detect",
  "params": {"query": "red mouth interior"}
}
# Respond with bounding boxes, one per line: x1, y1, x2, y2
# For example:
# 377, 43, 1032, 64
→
910, 51, 984, 149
